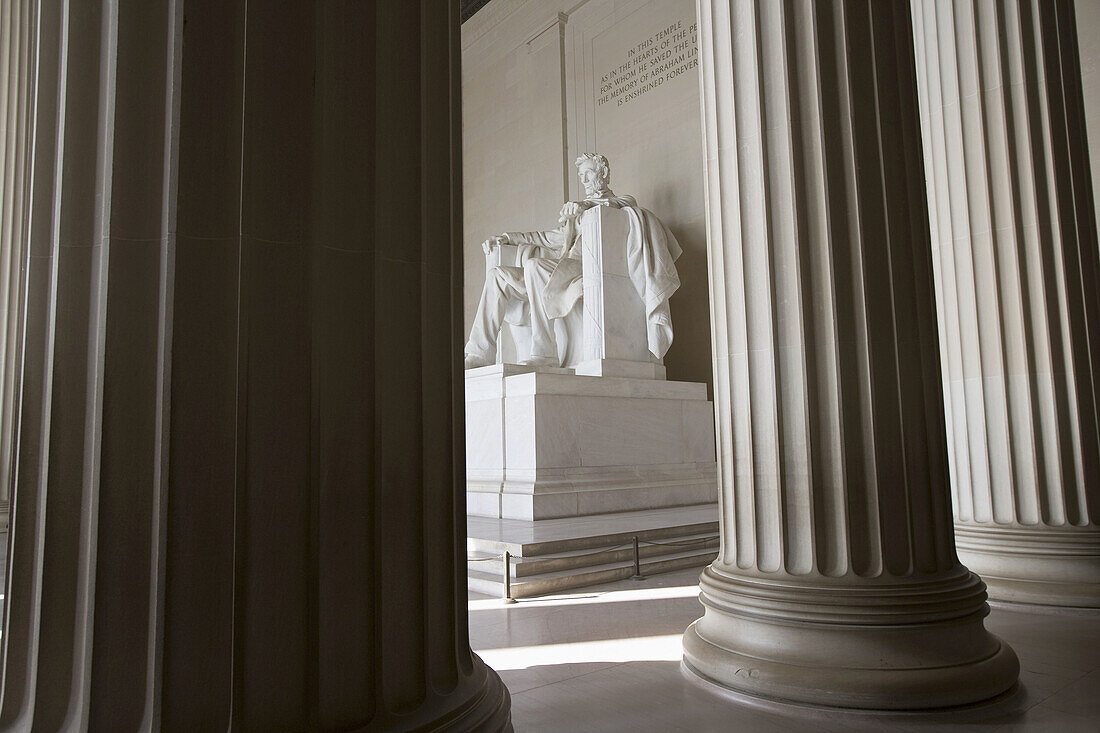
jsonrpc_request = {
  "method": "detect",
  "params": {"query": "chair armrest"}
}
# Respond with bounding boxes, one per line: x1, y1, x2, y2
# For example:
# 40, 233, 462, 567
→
485, 242, 545, 271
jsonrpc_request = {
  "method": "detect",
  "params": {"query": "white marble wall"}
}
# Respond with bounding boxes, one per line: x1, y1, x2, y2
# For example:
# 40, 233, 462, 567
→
461, 0, 712, 387
462, 1, 572, 345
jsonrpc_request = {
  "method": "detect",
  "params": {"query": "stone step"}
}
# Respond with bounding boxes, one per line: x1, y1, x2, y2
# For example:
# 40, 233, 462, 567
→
466, 504, 719, 557
471, 530, 719, 577
466, 504, 719, 598
468, 545, 717, 599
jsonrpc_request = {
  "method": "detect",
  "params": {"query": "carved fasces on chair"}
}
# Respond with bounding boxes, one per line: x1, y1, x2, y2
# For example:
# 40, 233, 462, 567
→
483, 243, 531, 364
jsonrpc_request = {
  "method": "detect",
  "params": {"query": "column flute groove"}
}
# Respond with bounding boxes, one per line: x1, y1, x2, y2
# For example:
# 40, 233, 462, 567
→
685, 0, 1018, 708
912, 0, 1100, 607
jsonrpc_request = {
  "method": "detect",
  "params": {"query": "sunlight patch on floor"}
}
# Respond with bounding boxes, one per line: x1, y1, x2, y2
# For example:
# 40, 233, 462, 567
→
468, 583, 699, 611
478, 633, 684, 671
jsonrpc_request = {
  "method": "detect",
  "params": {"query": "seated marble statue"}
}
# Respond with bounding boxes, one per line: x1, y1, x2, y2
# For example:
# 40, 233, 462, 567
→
464, 153, 683, 369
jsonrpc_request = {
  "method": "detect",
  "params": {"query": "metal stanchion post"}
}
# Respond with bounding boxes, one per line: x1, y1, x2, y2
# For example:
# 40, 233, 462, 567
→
503, 551, 517, 604
631, 536, 644, 581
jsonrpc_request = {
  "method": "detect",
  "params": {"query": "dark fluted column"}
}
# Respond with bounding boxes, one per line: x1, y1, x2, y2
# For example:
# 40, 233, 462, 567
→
911, 0, 1100, 608
0, 1, 510, 730
684, 0, 1018, 708
0, 0, 35, 533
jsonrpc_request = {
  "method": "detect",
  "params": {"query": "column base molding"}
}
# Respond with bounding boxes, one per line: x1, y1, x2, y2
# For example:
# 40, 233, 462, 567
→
955, 523, 1100, 608
399, 659, 513, 732
681, 564, 1019, 709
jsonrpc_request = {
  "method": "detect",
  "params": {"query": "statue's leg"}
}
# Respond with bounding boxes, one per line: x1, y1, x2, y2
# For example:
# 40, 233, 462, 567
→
523, 258, 560, 365
465, 265, 525, 365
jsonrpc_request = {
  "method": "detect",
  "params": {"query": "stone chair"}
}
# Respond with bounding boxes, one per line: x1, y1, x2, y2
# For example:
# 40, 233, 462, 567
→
485, 205, 666, 380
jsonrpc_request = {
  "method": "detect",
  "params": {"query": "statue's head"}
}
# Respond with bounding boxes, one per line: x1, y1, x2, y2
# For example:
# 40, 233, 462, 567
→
575, 153, 611, 197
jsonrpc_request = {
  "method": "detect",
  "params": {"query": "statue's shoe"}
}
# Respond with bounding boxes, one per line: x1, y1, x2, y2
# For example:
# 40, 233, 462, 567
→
464, 354, 494, 369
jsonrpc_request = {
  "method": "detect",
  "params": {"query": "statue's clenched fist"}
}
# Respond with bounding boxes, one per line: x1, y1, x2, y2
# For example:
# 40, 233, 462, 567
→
559, 201, 582, 220
560, 200, 596, 225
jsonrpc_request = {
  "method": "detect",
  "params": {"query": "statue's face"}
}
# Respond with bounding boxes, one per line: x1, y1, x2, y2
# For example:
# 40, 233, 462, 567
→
579, 161, 607, 197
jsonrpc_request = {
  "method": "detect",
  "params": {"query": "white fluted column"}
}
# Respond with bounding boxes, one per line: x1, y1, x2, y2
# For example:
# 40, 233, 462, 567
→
684, 0, 1018, 708
911, 0, 1100, 608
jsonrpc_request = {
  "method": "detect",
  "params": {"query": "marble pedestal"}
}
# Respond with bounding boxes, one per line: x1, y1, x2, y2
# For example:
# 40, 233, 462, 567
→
466, 364, 717, 520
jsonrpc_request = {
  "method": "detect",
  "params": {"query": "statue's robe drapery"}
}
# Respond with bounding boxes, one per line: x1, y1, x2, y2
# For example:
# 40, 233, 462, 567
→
505, 193, 683, 359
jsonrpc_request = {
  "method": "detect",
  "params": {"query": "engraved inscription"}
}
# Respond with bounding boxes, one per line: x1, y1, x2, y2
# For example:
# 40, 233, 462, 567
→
597, 19, 699, 108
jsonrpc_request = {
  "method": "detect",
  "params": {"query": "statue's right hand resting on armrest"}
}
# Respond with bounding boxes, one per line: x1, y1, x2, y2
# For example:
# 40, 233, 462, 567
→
481, 234, 509, 255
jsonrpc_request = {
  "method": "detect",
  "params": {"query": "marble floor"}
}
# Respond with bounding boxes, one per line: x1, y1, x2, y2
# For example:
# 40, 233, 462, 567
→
469, 567, 1099, 732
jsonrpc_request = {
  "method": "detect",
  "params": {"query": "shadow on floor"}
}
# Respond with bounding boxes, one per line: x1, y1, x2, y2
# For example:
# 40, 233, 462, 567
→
470, 568, 1100, 732
498, 658, 1097, 732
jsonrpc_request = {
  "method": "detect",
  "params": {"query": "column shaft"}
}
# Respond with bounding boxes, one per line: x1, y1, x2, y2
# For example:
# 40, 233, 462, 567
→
684, 0, 1018, 709
911, 0, 1100, 607
0, 1, 511, 730
0, 0, 34, 532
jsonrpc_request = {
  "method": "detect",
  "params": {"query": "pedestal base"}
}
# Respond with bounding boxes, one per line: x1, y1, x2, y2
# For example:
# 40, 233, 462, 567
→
465, 364, 717, 520
955, 524, 1100, 608
682, 564, 1019, 710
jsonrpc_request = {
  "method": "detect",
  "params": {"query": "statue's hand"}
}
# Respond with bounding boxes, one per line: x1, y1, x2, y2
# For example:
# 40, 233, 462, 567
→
559, 201, 582, 222
482, 234, 508, 255
559, 200, 598, 224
